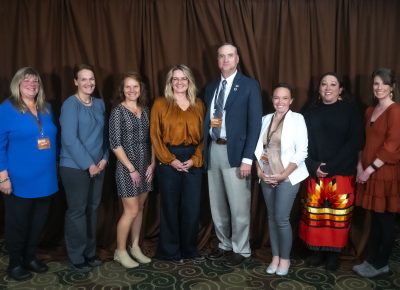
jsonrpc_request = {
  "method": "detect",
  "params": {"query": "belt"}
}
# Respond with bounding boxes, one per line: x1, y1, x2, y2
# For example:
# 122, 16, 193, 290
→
215, 138, 227, 145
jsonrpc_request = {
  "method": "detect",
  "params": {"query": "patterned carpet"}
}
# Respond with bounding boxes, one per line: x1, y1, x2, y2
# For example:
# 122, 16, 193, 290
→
0, 238, 399, 290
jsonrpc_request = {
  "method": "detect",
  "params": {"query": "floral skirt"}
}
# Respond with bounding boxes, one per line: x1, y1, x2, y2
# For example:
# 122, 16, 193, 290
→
299, 175, 355, 251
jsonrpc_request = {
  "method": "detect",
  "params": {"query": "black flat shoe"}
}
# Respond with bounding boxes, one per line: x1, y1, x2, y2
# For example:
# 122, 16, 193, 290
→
86, 256, 102, 267
24, 259, 49, 273
224, 253, 246, 267
70, 261, 92, 273
182, 255, 206, 263
207, 248, 232, 260
8, 265, 32, 281
306, 251, 324, 267
325, 252, 339, 271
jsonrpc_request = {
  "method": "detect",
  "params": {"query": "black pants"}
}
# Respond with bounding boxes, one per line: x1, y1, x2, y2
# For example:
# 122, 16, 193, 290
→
366, 211, 396, 269
156, 145, 202, 260
3, 194, 52, 269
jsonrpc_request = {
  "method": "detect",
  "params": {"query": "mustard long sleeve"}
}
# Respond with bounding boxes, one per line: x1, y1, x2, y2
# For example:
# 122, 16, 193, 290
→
150, 97, 205, 167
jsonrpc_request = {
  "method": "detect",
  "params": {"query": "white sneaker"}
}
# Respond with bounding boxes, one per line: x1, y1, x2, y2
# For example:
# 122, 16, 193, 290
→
130, 245, 151, 264
266, 263, 278, 274
356, 263, 389, 278
276, 261, 290, 276
114, 250, 139, 268
352, 260, 371, 273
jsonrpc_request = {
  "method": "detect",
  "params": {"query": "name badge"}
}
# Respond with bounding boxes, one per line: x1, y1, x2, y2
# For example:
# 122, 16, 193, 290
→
261, 152, 269, 164
38, 137, 51, 150
211, 117, 222, 128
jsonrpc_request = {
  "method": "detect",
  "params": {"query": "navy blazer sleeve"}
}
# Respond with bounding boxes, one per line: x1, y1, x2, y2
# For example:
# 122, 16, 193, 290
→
240, 77, 263, 161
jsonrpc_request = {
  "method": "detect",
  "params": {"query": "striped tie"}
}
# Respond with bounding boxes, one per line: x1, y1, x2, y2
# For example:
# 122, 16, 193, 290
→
211, 80, 227, 140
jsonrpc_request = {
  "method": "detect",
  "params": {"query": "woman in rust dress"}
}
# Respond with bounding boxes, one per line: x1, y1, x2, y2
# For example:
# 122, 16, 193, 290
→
353, 68, 400, 278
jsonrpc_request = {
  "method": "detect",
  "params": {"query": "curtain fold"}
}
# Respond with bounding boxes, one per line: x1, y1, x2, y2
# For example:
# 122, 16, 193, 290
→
0, 0, 399, 260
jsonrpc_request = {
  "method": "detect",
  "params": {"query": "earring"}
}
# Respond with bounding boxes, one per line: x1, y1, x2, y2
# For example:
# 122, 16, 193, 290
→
338, 95, 342, 101
390, 92, 393, 99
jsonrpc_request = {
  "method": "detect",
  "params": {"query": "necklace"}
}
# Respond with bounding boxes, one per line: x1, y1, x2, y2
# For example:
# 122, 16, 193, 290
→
122, 102, 141, 117
76, 94, 92, 105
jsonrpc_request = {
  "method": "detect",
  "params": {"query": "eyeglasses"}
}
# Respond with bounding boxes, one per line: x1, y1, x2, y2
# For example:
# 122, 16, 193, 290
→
22, 79, 39, 85
172, 77, 188, 82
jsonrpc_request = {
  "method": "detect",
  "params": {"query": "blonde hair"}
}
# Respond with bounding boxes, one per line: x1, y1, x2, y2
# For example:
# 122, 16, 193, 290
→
164, 64, 197, 106
9, 67, 48, 113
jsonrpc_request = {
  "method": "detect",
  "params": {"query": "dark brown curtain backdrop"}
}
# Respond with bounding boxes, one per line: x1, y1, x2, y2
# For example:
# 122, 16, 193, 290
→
0, 0, 399, 260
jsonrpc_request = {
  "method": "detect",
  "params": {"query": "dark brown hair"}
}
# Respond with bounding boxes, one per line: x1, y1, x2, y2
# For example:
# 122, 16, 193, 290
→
372, 68, 398, 104
115, 71, 148, 107
73, 63, 95, 80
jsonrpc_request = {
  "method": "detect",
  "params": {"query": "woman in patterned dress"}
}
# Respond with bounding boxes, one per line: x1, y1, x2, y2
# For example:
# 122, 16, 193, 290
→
109, 72, 155, 268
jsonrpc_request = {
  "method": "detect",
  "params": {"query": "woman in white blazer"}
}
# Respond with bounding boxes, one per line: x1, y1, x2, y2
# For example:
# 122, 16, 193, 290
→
255, 83, 308, 276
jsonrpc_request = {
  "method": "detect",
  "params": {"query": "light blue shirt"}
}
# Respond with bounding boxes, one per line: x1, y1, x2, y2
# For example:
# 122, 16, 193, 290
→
209, 70, 237, 139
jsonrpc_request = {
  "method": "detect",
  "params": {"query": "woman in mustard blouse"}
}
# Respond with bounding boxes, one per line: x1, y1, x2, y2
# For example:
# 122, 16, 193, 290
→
150, 64, 205, 261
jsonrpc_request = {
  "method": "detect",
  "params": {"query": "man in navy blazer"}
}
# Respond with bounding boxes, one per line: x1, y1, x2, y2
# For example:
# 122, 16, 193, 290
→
203, 43, 262, 266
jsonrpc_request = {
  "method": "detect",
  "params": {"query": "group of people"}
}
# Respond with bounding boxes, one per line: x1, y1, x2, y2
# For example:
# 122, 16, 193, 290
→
0, 43, 399, 282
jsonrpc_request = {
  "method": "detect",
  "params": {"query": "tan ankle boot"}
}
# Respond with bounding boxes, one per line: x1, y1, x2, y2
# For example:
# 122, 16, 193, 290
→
114, 250, 139, 268
130, 245, 151, 264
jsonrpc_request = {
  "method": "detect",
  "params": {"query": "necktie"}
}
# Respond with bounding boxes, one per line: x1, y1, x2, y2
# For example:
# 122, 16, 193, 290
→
211, 80, 227, 140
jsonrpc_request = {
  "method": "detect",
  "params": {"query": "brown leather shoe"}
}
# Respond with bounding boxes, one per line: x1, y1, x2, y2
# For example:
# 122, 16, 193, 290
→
207, 248, 232, 260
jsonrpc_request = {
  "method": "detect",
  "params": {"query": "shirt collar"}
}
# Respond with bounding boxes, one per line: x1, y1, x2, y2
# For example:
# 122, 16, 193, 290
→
220, 70, 237, 85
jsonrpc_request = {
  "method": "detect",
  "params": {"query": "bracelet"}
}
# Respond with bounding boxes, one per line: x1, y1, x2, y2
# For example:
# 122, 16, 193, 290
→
129, 169, 136, 173
370, 163, 379, 171
0, 177, 10, 183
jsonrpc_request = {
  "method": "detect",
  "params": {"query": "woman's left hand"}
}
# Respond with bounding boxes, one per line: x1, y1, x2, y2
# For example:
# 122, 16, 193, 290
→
0, 179, 12, 195
182, 159, 193, 172
97, 159, 107, 172
261, 174, 278, 186
356, 169, 372, 184
264, 174, 287, 187
268, 173, 287, 185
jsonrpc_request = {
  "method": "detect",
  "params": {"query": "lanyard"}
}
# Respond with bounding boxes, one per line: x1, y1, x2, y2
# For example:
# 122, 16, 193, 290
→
264, 112, 287, 149
28, 109, 44, 137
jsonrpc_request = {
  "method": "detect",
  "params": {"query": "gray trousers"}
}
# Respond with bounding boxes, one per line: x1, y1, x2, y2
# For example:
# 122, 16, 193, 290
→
60, 167, 104, 264
207, 142, 251, 257
261, 181, 300, 259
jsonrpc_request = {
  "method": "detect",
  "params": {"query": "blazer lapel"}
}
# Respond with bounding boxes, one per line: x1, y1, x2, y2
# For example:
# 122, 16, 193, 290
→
224, 72, 242, 111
